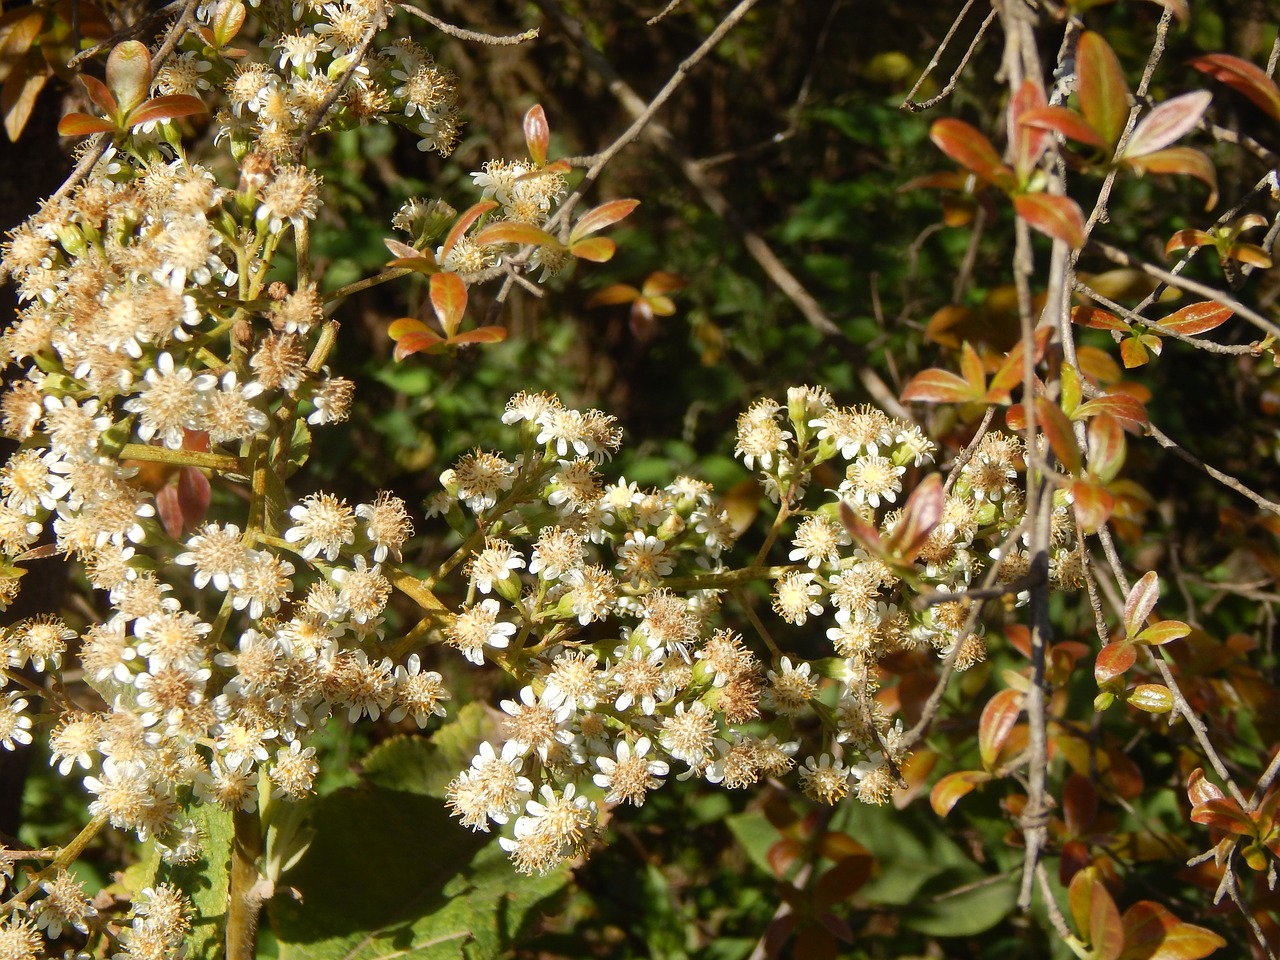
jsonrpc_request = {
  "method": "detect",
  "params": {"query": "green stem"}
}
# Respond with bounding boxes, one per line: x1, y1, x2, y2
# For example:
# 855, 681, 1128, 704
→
0, 814, 108, 911
322, 267, 412, 304
225, 808, 265, 960
118, 444, 241, 473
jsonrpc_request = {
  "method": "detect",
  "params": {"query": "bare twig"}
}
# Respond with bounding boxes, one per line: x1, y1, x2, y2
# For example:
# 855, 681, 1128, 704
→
901, 1, 996, 113
1143, 420, 1280, 515
1075, 282, 1263, 355
395, 3, 538, 45
67, 0, 187, 68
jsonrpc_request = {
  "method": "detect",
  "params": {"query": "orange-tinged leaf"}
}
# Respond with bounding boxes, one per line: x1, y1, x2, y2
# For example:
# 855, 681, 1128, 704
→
1189, 797, 1256, 836
388, 316, 435, 340
813, 855, 874, 908
569, 236, 616, 262
392, 330, 445, 361
127, 93, 206, 127
986, 339, 1027, 403
1119, 900, 1227, 960
1091, 880, 1125, 960
1190, 53, 1280, 123
441, 199, 497, 259
1123, 92, 1212, 158
1063, 773, 1098, 836
1014, 192, 1086, 248
1225, 242, 1272, 268
838, 500, 883, 555
886, 472, 943, 562
930, 770, 992, 816
641, 271, 685, 297
1036, 396, 1082, 475
1087, 413, 1126, 483
211, 0, 246, 45
1124, 147, 1218, 210
1124, 570, 1160, 637
1186, 768, 1224, 806
57, 111, 115, 136
898, 170, 974, 193
767, 837, 804, 878
1164, 229, 1213, 257
957, 341, 984, 391
0, 10, 44, 85
1072, 305, 1130, 331
1020, 105, 1106, 148
1077, 345, 1122, 385
1077, 31, 1130, 148
523, 103, 549, 166
1127, 683, 1173, 714
644, 295, 678, 317
586, 284, 640, 308
1120, 337, 1150, 368
1095, 639, 1137, 683
383, 237, 438, 273
1157, 301, 1231, 337
106, 40, 152, 116
901, 368, 981, 404
473, 221, 558, 248
447, 326, 506, 346
570, 198, 640, 242
979, 688, 1023, 770
930, 118, 1009, 184
78, 73, 117, 119
1073, 477, 1115, 532
1135, 620, 1190, 646
3, 65, 46, 141
429, 271, 467, 338
1008, 79, 1050, 179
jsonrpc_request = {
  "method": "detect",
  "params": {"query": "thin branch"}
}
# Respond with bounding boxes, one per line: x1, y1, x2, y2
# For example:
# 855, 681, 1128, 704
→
67, 0, 186, 68
293, 0, 385, 158
900, 1, 996, 113
394, 3, 538, 45
1143, 420, 1280, 515
1075, 282, 1263, 355
646, 0, 687, 27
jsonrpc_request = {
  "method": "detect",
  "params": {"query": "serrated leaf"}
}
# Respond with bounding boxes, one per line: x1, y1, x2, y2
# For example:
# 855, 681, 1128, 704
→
1123, 92, 1212, 158
978, 688, 1023, 770
1095, 639, 1137, 683
1036, 396, 1083, 475
429, 271, 467, 339
1135, 620, 1190, 646
1190, 53, 1280, 123
1014, 192, 1086, 248
106, 40, 152, 116
930, 118, 1010, 185
127, 93, 206, 128
929, 770, 991, 816
1124, 571, 1160, 636
1157, 301, 1231, 336
472, 221, 558, 248
1124, 147, 1218, 210
570, 198, 640, 242
1020, 105, 1107, 148
1119, 900, 1227, 960
1127, 683, 1173, 714
569, 236, 616, 262
441, 200, 497, 259
523, 103, 549, 166
901, 368, 983, 404
1077, 31, 1130, 148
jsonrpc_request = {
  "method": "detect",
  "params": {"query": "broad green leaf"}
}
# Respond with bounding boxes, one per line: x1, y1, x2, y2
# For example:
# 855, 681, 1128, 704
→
155, 802, 234, 960
1190, 53, 1280, 122
522, 103, 549, 166
1126, 683, 1174, 714
1061, 362, 1083, 416
106, 40, 152, 116
1077, 31, 1130, 148
1014, 192, 1086, 248
901, 865, 1016, 937
1123, 92, 1212, 158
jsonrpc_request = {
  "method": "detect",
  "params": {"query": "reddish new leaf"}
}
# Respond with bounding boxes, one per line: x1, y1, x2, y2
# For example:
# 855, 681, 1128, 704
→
979, 688, 1023, 770
1125, 147, 1218, 209
1020, 105, 1107, 148
885, 472, 943, 563
383, 237, 438, 274
78, 73, 118, 119
570, 198, 640, 242
57, 112, 116, 137
901, 368, 982, 404
930, 770, 992, 817
1127, 683, 1173, 714
1120, 336, 1151, 369
1119, 900, 1227, 960
1157, 301, 1232, 337
1070, 869, 1124, 960
1124, 570, 1160, 637
1095, 639, 1137, 683
472, 221, 558, 248
1072, 476, 1115, 532
429, 271, 467, 339
1087, 413, 1126, 483
1008, 79, 1051, 179
1036, 396, 1083, 475
1164, 229, 1213, 257
106, 40, 152, 116
641, 271, 685, 297
523, 103, 549, 166
1190, 53, 1280, 123
813, 856, 875, 908
127, 94, 207, 128
1014, 193, 1086, 248
1186, 768, 1224, 806
586, 284, 641, 308
1075, 393, 1148, 427
1123, 92, 1212, 158
986, 339, 1028, 403
1072, 305, 1130, 331
447, 326, 507, 345
930, 118, 1009, 184
1063, 773, 1098, 836
440, 200, 497, 259
568, 236, 617, 263
1078, 31, 1131, 148
838, 501, 883, 556
1189, 797, 1256, 837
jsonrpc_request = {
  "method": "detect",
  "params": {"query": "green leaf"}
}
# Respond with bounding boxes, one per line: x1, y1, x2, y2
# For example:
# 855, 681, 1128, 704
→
1126, 683, 1174, 714
106, 40, 152, 116
155, 802, 234, 960
1077, 31, 1130, 148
